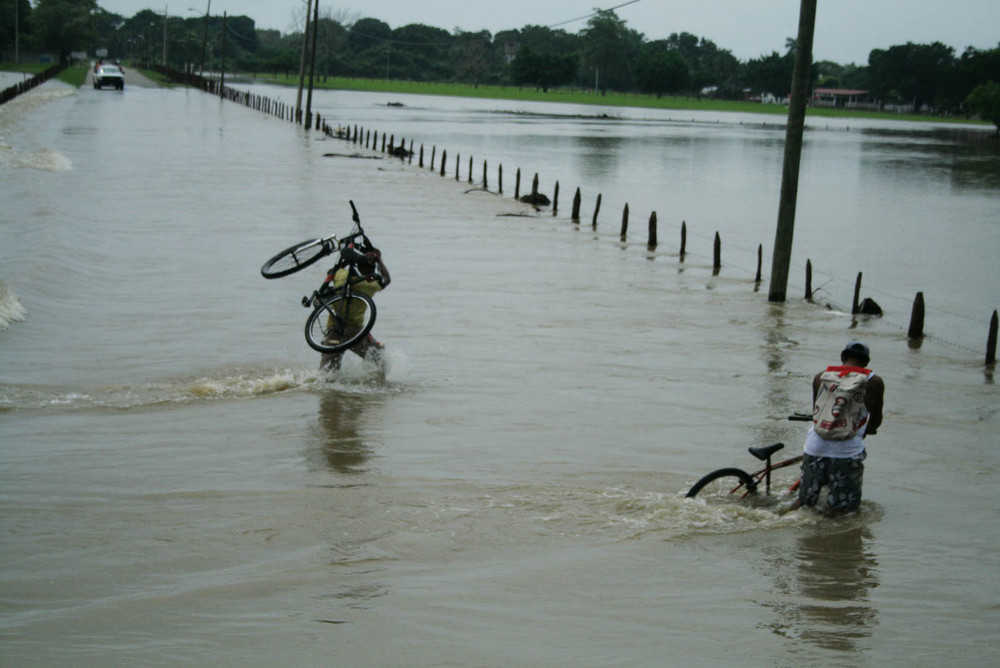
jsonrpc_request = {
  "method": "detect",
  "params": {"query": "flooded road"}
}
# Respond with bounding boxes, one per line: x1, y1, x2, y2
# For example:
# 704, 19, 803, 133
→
1, 77, 998, 667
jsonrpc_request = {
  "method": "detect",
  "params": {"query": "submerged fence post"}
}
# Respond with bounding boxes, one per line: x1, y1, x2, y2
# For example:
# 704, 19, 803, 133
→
552, 182, 559, 216
515, 169, 521, 199
987, 310, 998, 365
908, 292, 925, 339
571, 188, 581, 222
468, 155, 474, 184
805, 259, 813, 301
713, 233, 722, 274
456, 153, 460, 181
755, 244, 763, 283
419, 144, 424, 167
499, 164, 503, 194
852, 272, 863, 314
620, 204, 629, 239
591, 194, 602, 228
647, 212, 658, 249
440, 150, 447, 177
679, 221, 687, 261
430, 146, 436, 171
482, 160, 488, 189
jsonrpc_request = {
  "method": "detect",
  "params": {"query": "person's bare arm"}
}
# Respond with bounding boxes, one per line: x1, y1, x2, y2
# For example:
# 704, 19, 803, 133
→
865, 375, 884, 436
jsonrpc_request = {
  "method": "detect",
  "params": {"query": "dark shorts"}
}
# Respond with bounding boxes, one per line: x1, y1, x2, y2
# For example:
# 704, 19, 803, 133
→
798, 451, 866, 512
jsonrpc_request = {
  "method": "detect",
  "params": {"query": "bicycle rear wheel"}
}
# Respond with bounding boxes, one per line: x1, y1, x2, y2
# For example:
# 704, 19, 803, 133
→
686, 468, 757, 498
305, 292, 377, 354
261, 239, 331, 279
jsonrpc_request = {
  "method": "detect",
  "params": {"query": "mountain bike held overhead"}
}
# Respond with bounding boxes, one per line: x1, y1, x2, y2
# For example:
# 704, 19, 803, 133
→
260, 201, 391, 374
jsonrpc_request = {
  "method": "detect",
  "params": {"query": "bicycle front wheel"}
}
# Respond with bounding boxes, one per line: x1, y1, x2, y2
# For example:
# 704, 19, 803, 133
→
686, 468, 757, 499
305, 292, 377, 354
261, 239, 331, 279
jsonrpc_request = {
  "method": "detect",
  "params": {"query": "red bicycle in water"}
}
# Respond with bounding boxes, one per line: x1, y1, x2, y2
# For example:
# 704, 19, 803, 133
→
685, 414, 811, 499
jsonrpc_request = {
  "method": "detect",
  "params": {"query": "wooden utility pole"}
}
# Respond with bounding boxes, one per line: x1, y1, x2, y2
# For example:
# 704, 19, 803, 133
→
295, 0, 311, 121
304, 0, 320, 129
768, 0, 817, 303
198, 0, 210, 76
219, 11, 226, 95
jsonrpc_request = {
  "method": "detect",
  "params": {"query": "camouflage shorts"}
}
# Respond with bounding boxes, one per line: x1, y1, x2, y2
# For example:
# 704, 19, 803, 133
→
798, 451, 866, 512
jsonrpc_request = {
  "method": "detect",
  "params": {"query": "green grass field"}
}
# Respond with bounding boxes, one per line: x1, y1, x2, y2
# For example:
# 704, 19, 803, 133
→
252, 73, 986, 126
0, 62, 88, 87
2, 61, 986, 127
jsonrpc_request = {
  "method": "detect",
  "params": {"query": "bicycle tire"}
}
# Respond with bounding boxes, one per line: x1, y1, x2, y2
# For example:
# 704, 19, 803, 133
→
686, 468, 758, 498
261, 239, 331, 279
304, 292, 377, 354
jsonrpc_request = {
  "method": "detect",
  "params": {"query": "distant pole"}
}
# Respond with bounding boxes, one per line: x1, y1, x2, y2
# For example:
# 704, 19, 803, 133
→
219, 12, 226, 95
162, 5, 168, 66
768, 0, 817, 303
295, 0, 311, 121
304, 0, 319, 129
198, 0, 210, 75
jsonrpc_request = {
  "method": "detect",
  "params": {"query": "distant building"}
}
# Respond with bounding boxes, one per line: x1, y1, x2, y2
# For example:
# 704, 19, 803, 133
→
812, 88, 871, 108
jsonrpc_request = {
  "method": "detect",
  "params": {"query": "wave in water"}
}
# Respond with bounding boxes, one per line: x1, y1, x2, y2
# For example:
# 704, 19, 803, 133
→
0, 86, 75, 171
0, 138, 73, 171
0, 359, 404, 412
0, 281, 28, 329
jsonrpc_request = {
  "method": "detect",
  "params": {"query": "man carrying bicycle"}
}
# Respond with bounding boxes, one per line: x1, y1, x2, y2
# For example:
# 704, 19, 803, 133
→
319, 245, 391, 373
795, 341, 885, 513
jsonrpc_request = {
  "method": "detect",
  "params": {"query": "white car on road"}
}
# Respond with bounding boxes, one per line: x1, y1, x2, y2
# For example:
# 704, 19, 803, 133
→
93, 64, 125, 90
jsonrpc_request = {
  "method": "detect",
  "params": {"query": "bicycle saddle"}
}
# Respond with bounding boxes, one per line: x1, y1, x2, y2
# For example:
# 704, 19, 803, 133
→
748, 443, 785, 460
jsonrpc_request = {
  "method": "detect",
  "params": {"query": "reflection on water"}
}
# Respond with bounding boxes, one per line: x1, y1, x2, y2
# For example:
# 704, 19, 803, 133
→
313, 390, 377, 475
765, 522, 880, 655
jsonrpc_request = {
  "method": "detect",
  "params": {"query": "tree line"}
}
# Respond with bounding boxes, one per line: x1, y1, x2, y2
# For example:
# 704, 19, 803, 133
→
3, 0, 998, 126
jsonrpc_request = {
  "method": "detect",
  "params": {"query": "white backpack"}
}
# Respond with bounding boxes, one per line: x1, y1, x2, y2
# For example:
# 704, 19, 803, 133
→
813, 366, 872, 440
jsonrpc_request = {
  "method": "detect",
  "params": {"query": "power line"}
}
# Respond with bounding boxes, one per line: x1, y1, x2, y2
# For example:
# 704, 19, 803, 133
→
547, 0, 645, 29
347, 0, 647, 48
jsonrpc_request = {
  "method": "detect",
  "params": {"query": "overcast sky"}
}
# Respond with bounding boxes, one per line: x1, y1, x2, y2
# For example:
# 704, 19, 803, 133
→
98, 0, 1000, 66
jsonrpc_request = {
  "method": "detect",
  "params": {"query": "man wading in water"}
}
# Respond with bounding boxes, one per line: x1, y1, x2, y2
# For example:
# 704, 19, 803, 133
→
793, 341, 884, 512
319, 245, 391, 373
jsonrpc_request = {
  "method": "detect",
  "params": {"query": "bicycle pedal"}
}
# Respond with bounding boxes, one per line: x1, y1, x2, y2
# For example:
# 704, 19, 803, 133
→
301, 296, 311, 307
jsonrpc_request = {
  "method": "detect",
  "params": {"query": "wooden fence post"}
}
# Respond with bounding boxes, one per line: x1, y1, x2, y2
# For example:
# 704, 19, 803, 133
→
591, 194, 602, 227
515, 169, 521, 199
805, 259, 813, 301
482, 160, 488, 189
987, 310, 998, 365
430, 146, 436, 171
755, 244, 763, 283
440, 150, 447, 177
419, 144, 424, 168
908, 292, 925, 339
852, 272, 863, 314
680, 221, 687, 261
713, 232, 722, 274
499, 164, 503, 194
647, 212, 658, 249
552, 182, 559, 215
468, 155, 473, 184
571, 187, 581, 222
620, 203, 629, 239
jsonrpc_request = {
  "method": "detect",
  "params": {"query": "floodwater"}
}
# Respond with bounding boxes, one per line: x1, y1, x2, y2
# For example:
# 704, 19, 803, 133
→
1, 75, 998, 667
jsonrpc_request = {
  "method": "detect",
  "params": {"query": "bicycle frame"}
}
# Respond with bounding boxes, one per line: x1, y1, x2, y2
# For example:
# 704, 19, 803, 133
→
749, 450, 803, 497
